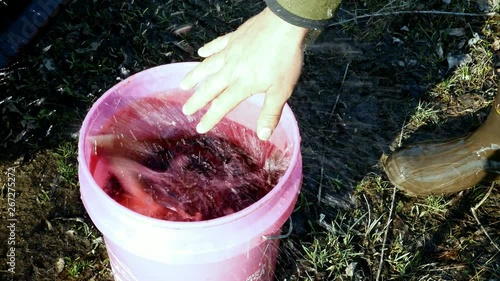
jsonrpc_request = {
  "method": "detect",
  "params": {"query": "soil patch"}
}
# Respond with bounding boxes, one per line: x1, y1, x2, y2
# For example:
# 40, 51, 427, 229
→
1, 0, 499, 280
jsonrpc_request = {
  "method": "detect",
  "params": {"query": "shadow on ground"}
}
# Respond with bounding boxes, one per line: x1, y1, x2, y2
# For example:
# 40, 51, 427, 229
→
0, 0, 498, 280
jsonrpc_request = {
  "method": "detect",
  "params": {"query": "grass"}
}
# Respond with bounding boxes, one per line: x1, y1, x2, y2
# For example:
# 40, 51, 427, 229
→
65, 257, 90, 278
0, 0, 499, 280
386, 233, 413, 275
299, 222, 362, 279
301, 18, 500, 273
408, 101, 440, 128
52, 141, 79, 188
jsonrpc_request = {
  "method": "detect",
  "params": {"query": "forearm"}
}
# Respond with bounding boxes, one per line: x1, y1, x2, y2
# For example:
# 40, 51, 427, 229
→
264, 0, 342, 28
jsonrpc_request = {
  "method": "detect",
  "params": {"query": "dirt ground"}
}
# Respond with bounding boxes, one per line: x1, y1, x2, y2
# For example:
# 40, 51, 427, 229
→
1, 0, 499, 280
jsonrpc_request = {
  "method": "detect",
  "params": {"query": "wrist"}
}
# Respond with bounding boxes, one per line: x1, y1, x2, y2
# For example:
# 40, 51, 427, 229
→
262, 7, 308, 43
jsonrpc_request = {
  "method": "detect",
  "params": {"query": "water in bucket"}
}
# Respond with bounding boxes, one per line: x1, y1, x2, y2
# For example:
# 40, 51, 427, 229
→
88, 93, 291, 222
79, 62, 302, 281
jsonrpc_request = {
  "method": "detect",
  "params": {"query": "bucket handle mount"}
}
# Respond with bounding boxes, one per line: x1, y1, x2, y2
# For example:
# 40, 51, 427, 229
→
262, 217, 293, 240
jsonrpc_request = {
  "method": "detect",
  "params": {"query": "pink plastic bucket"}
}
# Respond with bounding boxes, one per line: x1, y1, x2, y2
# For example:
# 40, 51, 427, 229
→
78, 62, 302, 281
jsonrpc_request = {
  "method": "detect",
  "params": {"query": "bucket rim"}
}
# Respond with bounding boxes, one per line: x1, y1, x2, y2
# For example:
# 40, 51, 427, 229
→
78, 62, 301, 230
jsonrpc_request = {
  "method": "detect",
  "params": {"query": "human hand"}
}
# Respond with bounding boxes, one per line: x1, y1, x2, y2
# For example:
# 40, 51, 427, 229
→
180, 7, 308, 140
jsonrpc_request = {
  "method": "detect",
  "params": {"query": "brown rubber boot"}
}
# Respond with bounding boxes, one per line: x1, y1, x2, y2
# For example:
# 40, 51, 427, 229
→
384, 91, 500, 196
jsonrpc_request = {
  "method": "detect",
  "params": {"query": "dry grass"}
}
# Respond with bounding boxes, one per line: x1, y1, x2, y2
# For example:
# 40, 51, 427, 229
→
0, 0, 499, 280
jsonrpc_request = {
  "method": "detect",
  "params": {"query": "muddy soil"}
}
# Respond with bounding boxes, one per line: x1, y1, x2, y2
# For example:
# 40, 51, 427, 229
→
0, 0, 499, 280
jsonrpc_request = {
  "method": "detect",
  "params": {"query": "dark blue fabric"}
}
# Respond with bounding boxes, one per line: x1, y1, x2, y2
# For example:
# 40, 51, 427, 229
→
0, 0, 62, 67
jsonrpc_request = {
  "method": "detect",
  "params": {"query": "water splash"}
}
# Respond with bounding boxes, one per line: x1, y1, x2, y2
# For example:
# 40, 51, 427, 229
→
89, 94, 291, 221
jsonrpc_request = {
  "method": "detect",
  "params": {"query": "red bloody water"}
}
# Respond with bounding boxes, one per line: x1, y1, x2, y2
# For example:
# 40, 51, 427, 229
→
89, 94, 289, 222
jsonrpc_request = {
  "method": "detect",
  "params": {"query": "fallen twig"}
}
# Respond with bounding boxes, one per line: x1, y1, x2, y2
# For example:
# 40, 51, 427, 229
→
470, 182, 500, 252
376, 184, 397, 281
328, 62, 350, 124
317, 167, 324, 205
397, 119, 406, 148
329, 10, 498, 27
318, 62, 350, 206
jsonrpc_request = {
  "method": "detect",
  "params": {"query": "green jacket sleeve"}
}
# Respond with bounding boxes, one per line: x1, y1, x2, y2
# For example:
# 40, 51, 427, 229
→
264, 0, 341, 28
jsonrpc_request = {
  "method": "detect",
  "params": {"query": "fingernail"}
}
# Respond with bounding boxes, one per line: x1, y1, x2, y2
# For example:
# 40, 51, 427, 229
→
198, 47, 207, 56
196, 123, 208, 134
257, 127, 272, 141
182, 104, 192, 115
